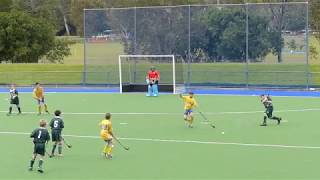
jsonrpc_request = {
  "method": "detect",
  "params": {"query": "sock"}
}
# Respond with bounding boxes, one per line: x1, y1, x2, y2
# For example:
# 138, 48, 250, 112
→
44, 104, 48, 112
38, 160, 43, 169
187, 116, 193, 126
51, 144, 57, 155
103, 145, 108, 154
17, 106, 21, 113
106, 146, 113, 155
30, 159, 35, 168
263, 116, 267, 124
58, 144, 62, 154
38, 106, 42, 114
190, 116, 194, 125
271, 116, 280, 120
8, 106, 12, 114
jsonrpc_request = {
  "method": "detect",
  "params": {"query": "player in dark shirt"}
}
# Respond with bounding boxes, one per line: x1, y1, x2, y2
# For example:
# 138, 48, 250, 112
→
29, 120, 50, 173
7, 84, 21, 115
260, 95, 282, 126
49, 110, 65, 157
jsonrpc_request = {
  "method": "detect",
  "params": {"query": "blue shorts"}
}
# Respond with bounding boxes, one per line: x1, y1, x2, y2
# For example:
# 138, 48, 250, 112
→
37, 97, 45, 104
184, 109, 193, 116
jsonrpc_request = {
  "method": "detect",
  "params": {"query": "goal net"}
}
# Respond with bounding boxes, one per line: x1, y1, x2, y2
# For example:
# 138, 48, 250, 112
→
118, 55, 184, 94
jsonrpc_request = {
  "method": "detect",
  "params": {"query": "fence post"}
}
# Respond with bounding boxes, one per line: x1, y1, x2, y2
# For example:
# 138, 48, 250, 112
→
83, 9, 87, 85
187, 5, 191, 91
245, 3, 249, 88
305, 1, 310, 90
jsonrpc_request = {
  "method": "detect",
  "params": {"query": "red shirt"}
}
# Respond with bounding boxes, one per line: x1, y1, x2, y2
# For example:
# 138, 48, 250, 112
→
148, 70, 160, 80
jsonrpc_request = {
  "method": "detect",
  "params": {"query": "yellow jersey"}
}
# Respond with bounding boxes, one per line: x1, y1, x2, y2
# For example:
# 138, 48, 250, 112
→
182, 96, 197, 110
99, 119, 113, 140
33, 87, 44, 99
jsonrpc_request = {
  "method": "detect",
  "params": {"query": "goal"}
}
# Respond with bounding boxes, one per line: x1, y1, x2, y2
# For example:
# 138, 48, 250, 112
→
118, 55, 181, 94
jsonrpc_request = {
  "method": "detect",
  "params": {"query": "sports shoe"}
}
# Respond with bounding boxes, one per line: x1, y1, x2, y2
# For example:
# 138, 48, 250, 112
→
106, 154, 112, 159
38, 169, 44, 173
45, 111, 50, 114
57, 154, 63, 157
6, 113, 11, 116
28, 167, 33, 171
277, 118, 282, 125
260, 123, 267, 126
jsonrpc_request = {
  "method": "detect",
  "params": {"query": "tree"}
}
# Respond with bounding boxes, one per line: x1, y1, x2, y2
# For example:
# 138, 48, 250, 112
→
0, 0, 12, 12
310, 0, 320, 42
45, 38, 75, 63
202, 7, 274, 61
287, 39, 297, 52
11, 0, 60, 30
0, 11, 55, 63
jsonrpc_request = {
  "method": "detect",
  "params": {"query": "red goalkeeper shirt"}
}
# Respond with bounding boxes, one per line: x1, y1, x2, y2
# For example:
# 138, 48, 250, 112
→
148, 70, 160, 80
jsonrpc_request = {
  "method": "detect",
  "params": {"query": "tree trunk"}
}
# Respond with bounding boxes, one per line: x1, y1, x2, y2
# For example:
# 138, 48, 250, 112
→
63, 15, 70, 36
278, 31, 282, 63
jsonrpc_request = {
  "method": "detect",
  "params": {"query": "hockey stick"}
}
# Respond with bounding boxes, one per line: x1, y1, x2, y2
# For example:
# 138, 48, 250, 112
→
197, 110, 216, 128
113, 136, 130, 151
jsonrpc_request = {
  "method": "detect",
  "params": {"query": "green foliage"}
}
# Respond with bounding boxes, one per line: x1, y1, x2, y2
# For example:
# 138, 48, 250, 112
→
310, 0, 320, 42
310, 45, 319, 61
0, 10, 55, 63
287, 39, 297, 51
45, 38, 76, 63
11, 0, 60, 30
201, 7, 278, 61
0, 0, 12, 12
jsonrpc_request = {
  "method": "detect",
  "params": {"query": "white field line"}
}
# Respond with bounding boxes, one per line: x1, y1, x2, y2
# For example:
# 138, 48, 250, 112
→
0, 108, 320, 116
0, 131, 320, 150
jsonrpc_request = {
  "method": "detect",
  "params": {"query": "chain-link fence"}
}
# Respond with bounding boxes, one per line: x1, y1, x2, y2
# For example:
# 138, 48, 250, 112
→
83, 2, 311, 89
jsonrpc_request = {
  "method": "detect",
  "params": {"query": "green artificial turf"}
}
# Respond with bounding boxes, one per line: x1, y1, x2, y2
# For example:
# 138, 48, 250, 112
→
0, 93, 320, 179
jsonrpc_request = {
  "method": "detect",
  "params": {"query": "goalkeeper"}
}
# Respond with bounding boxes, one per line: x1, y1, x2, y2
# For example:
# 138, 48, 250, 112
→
146, 66, 160, 97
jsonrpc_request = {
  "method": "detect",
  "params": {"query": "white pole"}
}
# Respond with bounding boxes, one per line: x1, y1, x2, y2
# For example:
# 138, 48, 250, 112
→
172, 55, 176, 94
118, 55, 123, 93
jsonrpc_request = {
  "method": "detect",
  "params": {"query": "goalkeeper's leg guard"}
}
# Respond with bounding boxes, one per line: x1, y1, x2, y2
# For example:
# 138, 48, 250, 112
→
152, 84, 158, 96
146, 85, 152, 96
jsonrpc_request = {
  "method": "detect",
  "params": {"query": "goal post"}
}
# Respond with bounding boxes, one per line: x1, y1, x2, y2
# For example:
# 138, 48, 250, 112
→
118, 55, 180, 94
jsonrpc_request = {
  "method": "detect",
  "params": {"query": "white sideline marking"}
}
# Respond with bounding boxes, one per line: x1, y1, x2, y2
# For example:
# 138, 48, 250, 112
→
1, 131, 320, 150
0, 108, 320, 116
119, 122, 128, 125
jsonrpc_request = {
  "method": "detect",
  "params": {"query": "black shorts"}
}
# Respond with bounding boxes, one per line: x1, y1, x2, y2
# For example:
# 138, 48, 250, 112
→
33, 143, 45, 156
265, 106, 273, 118
51, 130, 62, 142
10, 97, 19, 105
37, 97, 45, 104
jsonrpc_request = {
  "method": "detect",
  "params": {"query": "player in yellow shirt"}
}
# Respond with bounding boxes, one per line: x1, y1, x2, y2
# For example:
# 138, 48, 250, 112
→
180, 92, 198, 128
33, 82, 49, 115
99, 113, 114, 159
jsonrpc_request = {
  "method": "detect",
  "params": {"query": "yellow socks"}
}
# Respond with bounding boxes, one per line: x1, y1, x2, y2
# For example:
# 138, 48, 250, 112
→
103, 146, 113, 155
106, 146, 112, 155
103, 146, 108, 154
44, 104, 48, 112
38, 106, 42, 114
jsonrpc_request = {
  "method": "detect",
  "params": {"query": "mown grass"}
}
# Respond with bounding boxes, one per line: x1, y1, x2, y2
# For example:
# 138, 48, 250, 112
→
1, 36, 320, 86
0, 63, 319, 86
